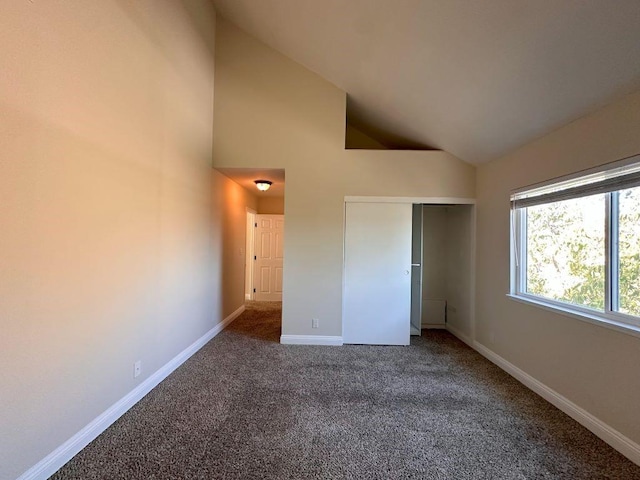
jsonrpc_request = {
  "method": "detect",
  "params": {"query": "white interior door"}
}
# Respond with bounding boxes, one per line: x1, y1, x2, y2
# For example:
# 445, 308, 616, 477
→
343, 202, 412, 345
254, 214, 284, 301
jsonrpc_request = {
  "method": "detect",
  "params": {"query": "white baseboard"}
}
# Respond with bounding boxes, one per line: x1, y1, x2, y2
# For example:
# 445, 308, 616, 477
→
472, 340, 640, 467
17, 305, 246, 480
280, 335, 343, 346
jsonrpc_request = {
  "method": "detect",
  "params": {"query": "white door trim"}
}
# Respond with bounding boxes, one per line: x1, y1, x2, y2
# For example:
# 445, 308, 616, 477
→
344, 196, 476, 205
245, 208, 256, 301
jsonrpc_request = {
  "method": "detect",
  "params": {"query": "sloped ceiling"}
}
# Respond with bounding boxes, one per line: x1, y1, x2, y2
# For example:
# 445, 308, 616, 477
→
211, 0, 640, 164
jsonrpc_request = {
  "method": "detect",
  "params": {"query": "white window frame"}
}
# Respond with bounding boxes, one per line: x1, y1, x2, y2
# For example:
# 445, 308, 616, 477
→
509, 154, 640, 335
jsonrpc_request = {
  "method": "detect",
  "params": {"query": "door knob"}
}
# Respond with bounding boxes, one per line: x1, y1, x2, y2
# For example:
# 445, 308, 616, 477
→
405, 270, 410, 275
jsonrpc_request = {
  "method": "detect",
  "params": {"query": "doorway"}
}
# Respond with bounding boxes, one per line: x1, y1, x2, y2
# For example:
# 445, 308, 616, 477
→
342, 197, 475, 346
418, 204, 474, 337
253, 214, 284, 301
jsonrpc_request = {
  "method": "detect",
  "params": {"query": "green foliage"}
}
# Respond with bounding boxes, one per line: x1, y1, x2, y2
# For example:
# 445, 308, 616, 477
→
525, 189, 640, 316
619, 253, 640, 316
562, 255, 605, 310
618, 188, 640, 316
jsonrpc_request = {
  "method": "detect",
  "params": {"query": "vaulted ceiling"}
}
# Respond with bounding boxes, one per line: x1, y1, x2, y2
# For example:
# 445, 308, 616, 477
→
211, 0, 640, 164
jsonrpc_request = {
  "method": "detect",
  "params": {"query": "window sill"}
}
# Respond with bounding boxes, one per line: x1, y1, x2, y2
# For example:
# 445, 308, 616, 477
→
506, 294, 640, 339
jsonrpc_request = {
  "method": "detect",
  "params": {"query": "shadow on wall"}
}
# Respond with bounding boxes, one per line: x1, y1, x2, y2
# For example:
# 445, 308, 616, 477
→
345, 97, 437, 150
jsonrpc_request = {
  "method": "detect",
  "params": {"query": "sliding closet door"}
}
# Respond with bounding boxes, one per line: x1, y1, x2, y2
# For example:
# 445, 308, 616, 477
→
343, 202, 412, 345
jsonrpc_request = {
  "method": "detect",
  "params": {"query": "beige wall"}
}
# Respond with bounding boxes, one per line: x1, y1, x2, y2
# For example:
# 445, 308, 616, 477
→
445, 204, 474, 339
258, 196, 285, 214
345, 124, 388, 149
420, 205, 474, 332
213, 19, 475, 338
0, 2, 250, 478
422, 207, 448, 302
213, 171, 258, 317
476, 92, 640, 446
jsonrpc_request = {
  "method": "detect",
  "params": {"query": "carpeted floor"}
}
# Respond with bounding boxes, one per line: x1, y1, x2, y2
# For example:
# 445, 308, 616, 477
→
51, 302, 640, 479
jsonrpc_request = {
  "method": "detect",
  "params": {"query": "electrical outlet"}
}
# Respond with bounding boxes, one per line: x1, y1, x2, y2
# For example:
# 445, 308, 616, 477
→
134, 360, 142, 378
312, 318, 319, 329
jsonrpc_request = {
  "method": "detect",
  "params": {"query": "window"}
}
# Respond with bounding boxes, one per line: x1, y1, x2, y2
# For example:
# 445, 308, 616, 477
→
510, 156, 640, 330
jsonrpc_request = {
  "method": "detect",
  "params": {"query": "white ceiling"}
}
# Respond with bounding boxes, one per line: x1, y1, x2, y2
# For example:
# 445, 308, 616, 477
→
216, 168, 285, 197
211, 0, 640, 164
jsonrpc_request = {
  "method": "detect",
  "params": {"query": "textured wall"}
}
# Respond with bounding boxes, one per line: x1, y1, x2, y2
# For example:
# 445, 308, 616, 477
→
213, 18, 475, 338
345, 124, 388, 149
212, 171, 258, 317
444, 204, 474, 339
257, 196, 285, 215
0, 2, 226, 478
476, 92, 640, 445
422, 207, 449, 302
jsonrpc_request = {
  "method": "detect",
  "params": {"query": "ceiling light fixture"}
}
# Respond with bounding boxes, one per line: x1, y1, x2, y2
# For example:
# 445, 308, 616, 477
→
254, 180, 272, 192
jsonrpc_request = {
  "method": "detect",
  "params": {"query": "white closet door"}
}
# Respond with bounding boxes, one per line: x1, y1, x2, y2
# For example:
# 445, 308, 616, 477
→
343, 202, 412, 345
